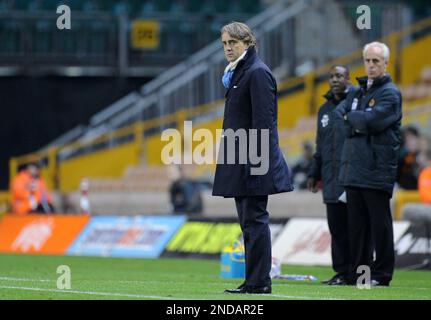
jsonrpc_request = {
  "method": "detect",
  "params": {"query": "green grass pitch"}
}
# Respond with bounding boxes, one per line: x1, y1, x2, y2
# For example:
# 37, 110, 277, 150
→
0, 253, 430, 300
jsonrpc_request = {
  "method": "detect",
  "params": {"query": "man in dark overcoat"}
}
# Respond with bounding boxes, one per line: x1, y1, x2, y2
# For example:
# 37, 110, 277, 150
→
308, 65, 354, 285
213, 22, 293, 294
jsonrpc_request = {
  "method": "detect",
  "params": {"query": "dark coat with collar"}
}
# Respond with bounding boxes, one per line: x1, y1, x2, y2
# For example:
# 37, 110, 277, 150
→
212, 47, 294, 197
308, 88, 353, 203
334, 74, 402, 195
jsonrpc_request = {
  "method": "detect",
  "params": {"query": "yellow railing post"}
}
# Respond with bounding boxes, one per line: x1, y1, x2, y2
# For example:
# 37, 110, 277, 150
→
0, 191, 10, 216
304, 72, 315, 115
386, 32, 400, 83
9, 157, 18, 188
47, 147, 58, 190
175, 110, 188, 164
394, 190, 421, 220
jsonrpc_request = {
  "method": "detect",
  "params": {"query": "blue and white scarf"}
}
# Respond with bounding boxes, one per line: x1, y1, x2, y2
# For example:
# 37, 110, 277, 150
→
222, 50, 247, 89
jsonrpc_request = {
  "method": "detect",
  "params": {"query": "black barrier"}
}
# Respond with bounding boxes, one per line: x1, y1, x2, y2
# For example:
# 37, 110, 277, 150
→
395, 223, 431, 270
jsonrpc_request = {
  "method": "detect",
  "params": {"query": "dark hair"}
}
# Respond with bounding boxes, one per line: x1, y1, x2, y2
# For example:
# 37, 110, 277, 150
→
331, 64, 350, 76
403, 125, 420, 138
303, 141, 313, 151
221, 22, 257, 48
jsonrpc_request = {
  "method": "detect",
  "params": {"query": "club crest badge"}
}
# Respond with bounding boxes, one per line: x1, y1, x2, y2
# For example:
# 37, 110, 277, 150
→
368, 98, 375, 107
351, 98, 358, 110
321, 114, 329, 128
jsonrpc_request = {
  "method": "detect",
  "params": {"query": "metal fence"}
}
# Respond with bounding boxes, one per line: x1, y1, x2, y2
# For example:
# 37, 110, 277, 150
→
91, 0, 413, 135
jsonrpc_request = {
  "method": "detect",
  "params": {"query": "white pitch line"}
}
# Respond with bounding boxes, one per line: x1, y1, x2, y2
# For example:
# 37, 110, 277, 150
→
0, 285, 179, 300
4, 277, 426, 299
0, 276, 52, 283
0, 283, 339, 300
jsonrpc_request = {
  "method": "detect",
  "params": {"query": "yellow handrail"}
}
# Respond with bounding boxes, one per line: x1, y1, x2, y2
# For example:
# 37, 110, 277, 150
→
0, 191, 10, 215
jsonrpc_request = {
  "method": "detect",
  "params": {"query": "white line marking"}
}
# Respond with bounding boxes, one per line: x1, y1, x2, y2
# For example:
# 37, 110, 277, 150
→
0, 276, 51, 283
0, 283, 338, 300
0, 285, 178, 300
2, 277, 428, 299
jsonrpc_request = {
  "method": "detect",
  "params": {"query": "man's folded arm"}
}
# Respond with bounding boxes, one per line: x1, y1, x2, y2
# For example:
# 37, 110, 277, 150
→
346, 89, 401, 135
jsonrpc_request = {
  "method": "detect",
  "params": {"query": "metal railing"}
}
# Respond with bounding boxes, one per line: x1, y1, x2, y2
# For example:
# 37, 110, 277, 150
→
83, 0, 314, 140
85, 0, 414, 137
9, 0, 426, 191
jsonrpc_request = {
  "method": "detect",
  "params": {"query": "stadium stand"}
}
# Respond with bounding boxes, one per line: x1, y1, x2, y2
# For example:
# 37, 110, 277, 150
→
4, 0, 431, 218
0, 0, 259, 76
0, 0, 263, 13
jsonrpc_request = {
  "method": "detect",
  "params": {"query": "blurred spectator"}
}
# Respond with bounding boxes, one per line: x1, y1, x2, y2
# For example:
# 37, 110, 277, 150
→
11, 164, 55, 215
292, 141, 314, 189
418, 148, 431, 204
397, 125, 422, 190
403, 147, 431, 220
11, 165, 33, 215
169, 166, 202, 215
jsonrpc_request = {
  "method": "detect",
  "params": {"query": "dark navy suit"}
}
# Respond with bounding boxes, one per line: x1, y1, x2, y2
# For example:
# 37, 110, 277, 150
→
213, 47, 293, 287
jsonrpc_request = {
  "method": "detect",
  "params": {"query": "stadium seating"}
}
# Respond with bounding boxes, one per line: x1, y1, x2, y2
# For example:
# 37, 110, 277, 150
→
6, 7, 431, 219
0, 0, 263, 72
89, 165, 183, 193
401, 67, 431, 102
0, 0, 262, 14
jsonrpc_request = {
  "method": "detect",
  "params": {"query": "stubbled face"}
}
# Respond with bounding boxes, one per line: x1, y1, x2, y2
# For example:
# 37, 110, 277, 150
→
363, 46, 387, 79
221, 32, 248, 62
329, 66, 349, 96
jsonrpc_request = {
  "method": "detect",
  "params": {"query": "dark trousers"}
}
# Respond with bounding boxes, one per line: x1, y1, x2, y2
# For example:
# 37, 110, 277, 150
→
234, 195, 271, 287
346, 187, 395, 282
326, 202, 350, 275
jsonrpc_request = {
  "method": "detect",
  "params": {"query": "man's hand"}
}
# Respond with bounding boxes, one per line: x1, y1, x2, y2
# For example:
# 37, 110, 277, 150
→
307, 177, 319, 193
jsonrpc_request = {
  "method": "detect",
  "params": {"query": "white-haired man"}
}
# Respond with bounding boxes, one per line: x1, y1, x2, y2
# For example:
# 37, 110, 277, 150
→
335, 42, 402, 286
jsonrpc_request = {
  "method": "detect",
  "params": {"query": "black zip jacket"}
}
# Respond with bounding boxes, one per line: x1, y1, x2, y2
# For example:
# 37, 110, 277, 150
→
308, 88, 353, 203
335, 74, 402, 196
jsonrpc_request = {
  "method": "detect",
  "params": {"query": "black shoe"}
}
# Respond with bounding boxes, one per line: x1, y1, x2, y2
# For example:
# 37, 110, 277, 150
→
327, 277, 350, 286
224, 283, 271, 294
224, 282, 247, 294
246, 285, 272, 294
322, 274, 348, 285
321, 274, 340, 285
371, 279, 390, 287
